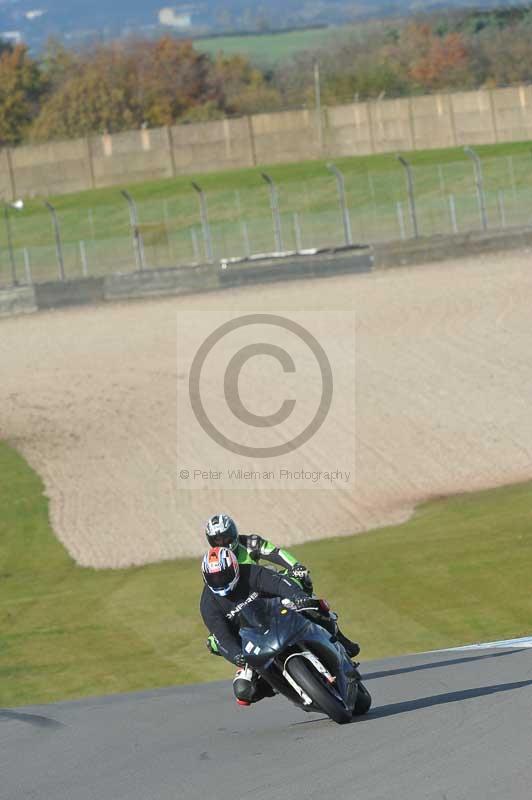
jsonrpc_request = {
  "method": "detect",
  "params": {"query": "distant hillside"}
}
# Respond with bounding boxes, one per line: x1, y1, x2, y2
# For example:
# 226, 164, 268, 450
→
2, 0, 532, 51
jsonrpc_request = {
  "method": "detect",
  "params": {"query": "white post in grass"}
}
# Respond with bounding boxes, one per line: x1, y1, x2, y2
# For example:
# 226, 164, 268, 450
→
449, 194, 458, 234
293, 212, 303, 251
79, 240, 88, 276
241, 221, 251, 258
497, 190, 507, 228
23, 247, 32, 284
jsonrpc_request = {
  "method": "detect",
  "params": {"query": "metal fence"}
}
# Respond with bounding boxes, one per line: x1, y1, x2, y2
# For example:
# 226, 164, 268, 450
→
2, 147, 532, 288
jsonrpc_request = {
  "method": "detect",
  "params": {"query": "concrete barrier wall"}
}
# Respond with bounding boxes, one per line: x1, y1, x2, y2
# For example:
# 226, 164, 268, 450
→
2, 85, 532, 201
103, 250, 373, 301
372, 227, 532, 269
1, 226, 532, 319
103, 264, 221, 300
0, 285, 37, 317
11, 139, 94, 198
219, 249, 373, 289
171, 117, 256, 173
34, 277, 105, 310
91, 128, 174, 188
251, 108, 320, 164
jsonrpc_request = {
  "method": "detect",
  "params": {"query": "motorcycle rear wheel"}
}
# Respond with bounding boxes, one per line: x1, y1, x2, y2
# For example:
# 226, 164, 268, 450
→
286, 656, 352, 724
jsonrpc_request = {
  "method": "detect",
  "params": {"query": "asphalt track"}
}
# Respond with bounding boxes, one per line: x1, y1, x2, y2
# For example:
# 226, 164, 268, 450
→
2, 647, 532, 800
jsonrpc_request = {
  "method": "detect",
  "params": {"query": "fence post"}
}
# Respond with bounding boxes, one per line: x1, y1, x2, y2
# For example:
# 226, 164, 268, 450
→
85, 137, 96, 190
261, 172, 284, 252
246, 116, 257, 167
241, 221, 251, 258
166, 126, 177, 178
80, 240, 88, 276
293, 212, 303, 251
397, 155, 419, 238
327, 163, 353, 246
314, 61, 324, 155
191, 182, 214, 262
6, 149, 17, 203
3, 205, 17, 285
464, 146, 488, 231
497, 190, 507, 228
23, 248, 32, 284
448, 194, 458, 234
121, 190, 145, 271
44, 201, 65, 281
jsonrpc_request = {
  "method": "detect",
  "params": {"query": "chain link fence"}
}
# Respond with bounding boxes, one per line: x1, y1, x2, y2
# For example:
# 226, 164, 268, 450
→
2, 148, 532, 288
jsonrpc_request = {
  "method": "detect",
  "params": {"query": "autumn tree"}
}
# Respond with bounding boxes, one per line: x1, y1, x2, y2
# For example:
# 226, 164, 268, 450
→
474, 26, 532, 86
31, 45, 140, 140
213, 54, 282, 114
31, 36, 284, 140
130, 38, 222, 126
40, 38, 78, 92
0, 44, 44, 146
31, 37, 227, 140
408, 30, 472, 91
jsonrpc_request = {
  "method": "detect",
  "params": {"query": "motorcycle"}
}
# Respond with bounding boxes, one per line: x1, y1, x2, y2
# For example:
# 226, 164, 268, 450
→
238, 596, 372, 724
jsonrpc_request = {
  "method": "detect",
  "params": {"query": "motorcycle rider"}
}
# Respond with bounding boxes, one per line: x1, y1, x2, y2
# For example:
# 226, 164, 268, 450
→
205, 513, 313, 590
204, 513, 360, 659
200, 546, 328, 706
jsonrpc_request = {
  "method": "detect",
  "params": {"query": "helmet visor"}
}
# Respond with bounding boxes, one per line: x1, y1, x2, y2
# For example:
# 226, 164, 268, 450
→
203, 550, 239, 594
210, 531, 237, 548
206, 567, 235, 591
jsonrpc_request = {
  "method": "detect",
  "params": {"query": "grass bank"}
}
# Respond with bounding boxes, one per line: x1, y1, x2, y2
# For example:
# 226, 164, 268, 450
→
3, 138, 532, 286
1, 440, 531, 708
194, 27, 346, 67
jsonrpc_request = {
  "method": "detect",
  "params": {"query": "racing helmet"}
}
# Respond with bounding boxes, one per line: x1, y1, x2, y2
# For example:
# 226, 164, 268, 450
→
205, 514, 238, 551
202, 547, 240, 596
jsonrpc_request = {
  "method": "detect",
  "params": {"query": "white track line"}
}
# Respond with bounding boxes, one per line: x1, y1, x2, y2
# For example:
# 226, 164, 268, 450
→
430, 635, 532, 653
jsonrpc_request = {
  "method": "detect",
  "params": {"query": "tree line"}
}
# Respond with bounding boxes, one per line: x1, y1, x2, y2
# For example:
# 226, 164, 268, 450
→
2, 6, 532, 147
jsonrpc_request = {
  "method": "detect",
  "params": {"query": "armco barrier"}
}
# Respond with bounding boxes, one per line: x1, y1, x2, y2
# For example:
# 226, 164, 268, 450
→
1, 229, 531, 319
0, 285, 36, 317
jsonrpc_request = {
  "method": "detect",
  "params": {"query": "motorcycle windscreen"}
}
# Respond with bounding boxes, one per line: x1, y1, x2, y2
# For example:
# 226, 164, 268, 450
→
239, 597, 310, 667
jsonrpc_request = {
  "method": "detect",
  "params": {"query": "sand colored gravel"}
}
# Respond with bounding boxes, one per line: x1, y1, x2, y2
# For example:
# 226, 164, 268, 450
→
1, 250, 532, 567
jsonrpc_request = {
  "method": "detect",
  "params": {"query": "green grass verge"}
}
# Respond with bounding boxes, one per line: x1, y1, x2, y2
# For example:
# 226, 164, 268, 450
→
1, 439, 532, 708
194, 27, 347, 67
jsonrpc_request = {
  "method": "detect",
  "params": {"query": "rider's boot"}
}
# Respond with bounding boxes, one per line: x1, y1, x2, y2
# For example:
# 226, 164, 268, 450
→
233, 665, 254, 706
336, 629, 360, 659
233, 667, 276, 706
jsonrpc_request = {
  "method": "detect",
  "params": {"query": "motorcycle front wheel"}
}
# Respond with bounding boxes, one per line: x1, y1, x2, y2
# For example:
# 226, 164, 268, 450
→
286, 656, 352, 725
353, 681, 372, 716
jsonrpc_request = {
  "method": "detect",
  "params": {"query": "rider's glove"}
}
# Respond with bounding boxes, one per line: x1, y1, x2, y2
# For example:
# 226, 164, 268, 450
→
289, 563, 311, 582
233, 653, 247, 668
282, 596, 322, 613
206, 634, 221, 656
